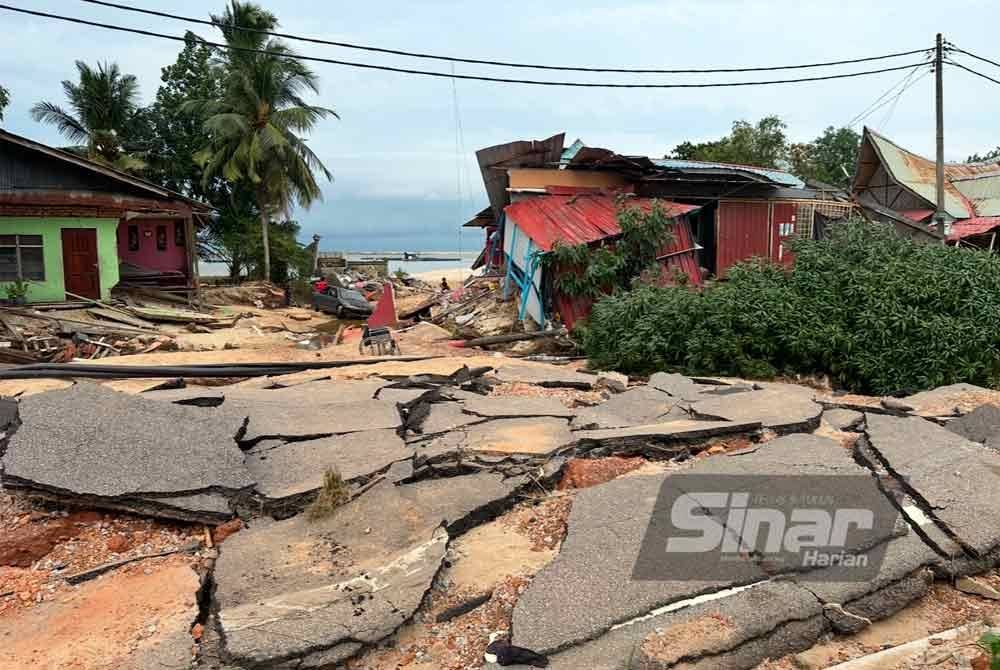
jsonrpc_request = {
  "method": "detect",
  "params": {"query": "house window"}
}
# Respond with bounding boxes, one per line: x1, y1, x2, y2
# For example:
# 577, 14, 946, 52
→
127, 224, 140, 251
156, 225, 167, 251
174, 221, 186, 247
0, 234, 45, 281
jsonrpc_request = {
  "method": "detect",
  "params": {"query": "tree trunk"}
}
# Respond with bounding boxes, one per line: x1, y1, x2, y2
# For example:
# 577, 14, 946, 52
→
257, 196, 271, 282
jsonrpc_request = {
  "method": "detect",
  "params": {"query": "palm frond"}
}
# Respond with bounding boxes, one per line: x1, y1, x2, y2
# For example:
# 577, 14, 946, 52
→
29, 102, 89, 144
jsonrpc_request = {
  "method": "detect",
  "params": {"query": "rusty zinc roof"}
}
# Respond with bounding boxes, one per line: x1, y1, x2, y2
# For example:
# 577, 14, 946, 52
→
863, 128, 1000, 220
504, 193, 700, 252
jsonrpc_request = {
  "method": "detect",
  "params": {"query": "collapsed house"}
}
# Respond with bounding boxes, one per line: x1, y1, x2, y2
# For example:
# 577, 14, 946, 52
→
853, 126, 1000, 247
468, 132, 854, 328
0, 129, 211, 302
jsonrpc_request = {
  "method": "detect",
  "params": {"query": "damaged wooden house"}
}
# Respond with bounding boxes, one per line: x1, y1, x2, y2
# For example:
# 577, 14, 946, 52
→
0, 129, 211, 303
853, 126, 1000, 247
468, 132, 854, 328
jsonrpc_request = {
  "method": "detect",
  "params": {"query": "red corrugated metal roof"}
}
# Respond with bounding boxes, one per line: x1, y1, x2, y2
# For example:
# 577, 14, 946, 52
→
899, 209, 934, 222
504, 194, 700, 251
948, 216, 1000, 240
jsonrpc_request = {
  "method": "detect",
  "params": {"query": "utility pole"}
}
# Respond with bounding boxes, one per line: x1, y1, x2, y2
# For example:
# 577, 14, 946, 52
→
935, 33, 946, 240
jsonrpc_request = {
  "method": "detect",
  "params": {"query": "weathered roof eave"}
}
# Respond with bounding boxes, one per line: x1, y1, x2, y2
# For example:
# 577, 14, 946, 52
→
0, 128, 213, 212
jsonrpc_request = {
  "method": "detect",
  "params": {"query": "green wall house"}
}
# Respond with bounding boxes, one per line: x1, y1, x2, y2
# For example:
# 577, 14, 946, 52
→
0, 218, 120, 302
0, 129, 210, 304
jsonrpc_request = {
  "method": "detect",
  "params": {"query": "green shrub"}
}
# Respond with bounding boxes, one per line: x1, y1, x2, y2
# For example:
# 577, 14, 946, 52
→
582, 220, 1000, 395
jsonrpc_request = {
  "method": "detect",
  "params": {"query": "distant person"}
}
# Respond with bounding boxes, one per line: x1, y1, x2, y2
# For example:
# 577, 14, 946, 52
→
440, 277, 450, 292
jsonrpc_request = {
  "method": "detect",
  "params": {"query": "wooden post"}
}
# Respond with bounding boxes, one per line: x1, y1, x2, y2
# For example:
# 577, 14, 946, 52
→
935, 33, 947, 241
184, 213, 201, 307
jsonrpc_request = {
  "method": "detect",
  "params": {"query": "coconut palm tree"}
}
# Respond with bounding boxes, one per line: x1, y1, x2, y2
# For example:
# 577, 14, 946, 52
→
30, 61, 145, 172
187, 1, 335, 280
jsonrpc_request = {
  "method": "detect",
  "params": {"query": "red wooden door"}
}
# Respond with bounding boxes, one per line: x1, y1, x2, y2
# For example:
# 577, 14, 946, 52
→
716, 201, 771, 276
771, 202, 798, 267
61, 228, 100, 299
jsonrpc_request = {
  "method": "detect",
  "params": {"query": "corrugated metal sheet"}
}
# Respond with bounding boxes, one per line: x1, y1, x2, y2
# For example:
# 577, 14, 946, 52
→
717, 201, 771, 276
653, 158, 805, 188
551, 216, 702, 330
864, 129, 985, 219
899, 209, 935, 222
475, 133, 565, 218
948, 216, 1000, 240
504, 194, 700, 251
952, 173, 1000, 217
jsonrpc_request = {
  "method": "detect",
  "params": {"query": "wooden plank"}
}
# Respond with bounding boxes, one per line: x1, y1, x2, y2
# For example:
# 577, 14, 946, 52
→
88, 307, 157, 330
128, 306, 221, 325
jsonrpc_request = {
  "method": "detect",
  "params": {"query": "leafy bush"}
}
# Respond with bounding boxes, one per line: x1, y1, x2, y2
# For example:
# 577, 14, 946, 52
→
582, 221, 1000, 395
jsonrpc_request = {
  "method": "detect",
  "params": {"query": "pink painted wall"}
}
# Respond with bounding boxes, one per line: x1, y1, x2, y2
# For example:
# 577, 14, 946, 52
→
116, 219, 188, 273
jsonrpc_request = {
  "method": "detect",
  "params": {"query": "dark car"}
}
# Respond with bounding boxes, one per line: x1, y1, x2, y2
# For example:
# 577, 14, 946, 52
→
311, 287, 374, 318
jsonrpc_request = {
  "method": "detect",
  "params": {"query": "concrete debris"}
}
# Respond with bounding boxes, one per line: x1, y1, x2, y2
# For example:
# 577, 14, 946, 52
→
1, 383, 252, 523
823, 408, 864, 431
594, 370, 628, 393
954, 575, 1000, 600
880, 397, 915, 412
460, 394, 576, 419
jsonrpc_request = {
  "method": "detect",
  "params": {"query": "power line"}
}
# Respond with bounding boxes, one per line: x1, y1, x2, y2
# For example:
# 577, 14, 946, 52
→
78, 0, 931, 75
0, 4, 930, 89
846, 62, 931, 127
947, 45, 1000, 71
877, 68, 931, 130
945, 58, 1000, 86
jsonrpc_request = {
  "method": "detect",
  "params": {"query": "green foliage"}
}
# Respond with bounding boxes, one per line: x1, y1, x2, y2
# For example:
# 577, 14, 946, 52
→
184, 0, 337, 280
30, 61, 146, 172
672, 116, 788, 169
4, 279, 29, 302
0, 85, 9, 122
670, 117, 859, 188
978, 632, 1000, 670
967, 147, 1000, 163
789, 126, 860, 188
542, 198, 675, 299
582, 221, 1000, 395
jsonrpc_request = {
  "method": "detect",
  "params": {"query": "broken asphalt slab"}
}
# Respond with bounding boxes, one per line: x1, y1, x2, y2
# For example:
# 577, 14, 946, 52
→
539, 581, 825, 670
945, 403, 1000, 450
571, 386, 688, 430
863, 413, 1000, 567
690, 382, 823, 433
511, 471, 770, 654
493, 363, 596, 389
1, 383, 252, 523
213, 474, 525, 667
572, 419, 762, 455
244, 429, 411, 516
414, 416, 574, 459
460, 394, 576, 419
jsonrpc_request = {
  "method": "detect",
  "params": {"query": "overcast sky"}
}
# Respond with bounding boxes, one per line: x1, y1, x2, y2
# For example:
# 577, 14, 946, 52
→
3, 1, 1000, 251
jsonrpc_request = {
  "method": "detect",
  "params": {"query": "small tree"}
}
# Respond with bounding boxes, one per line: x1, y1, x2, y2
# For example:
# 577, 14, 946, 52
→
542, 198, 676, 299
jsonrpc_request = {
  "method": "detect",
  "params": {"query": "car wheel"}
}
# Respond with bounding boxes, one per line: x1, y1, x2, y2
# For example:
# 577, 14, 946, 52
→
336, 305, 345, 318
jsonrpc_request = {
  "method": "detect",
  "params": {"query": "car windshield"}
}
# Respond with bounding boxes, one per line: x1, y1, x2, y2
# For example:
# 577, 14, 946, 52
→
339, 289, 367, 302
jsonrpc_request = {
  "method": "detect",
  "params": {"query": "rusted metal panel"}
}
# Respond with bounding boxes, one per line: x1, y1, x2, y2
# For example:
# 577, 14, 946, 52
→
504, 194, 699, 251
653, 158, 804, 188
716, 201, 771, 276
476, 133, 565, 218
952, 173, 1000, 216
948, 216, 1000, 240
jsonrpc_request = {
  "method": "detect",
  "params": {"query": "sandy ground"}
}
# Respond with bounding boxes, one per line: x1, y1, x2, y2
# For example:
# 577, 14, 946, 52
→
410, 267, 479, 286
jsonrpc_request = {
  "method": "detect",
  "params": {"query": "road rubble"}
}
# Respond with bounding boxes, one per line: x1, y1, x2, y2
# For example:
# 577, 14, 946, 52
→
1, 363, 1000, 669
